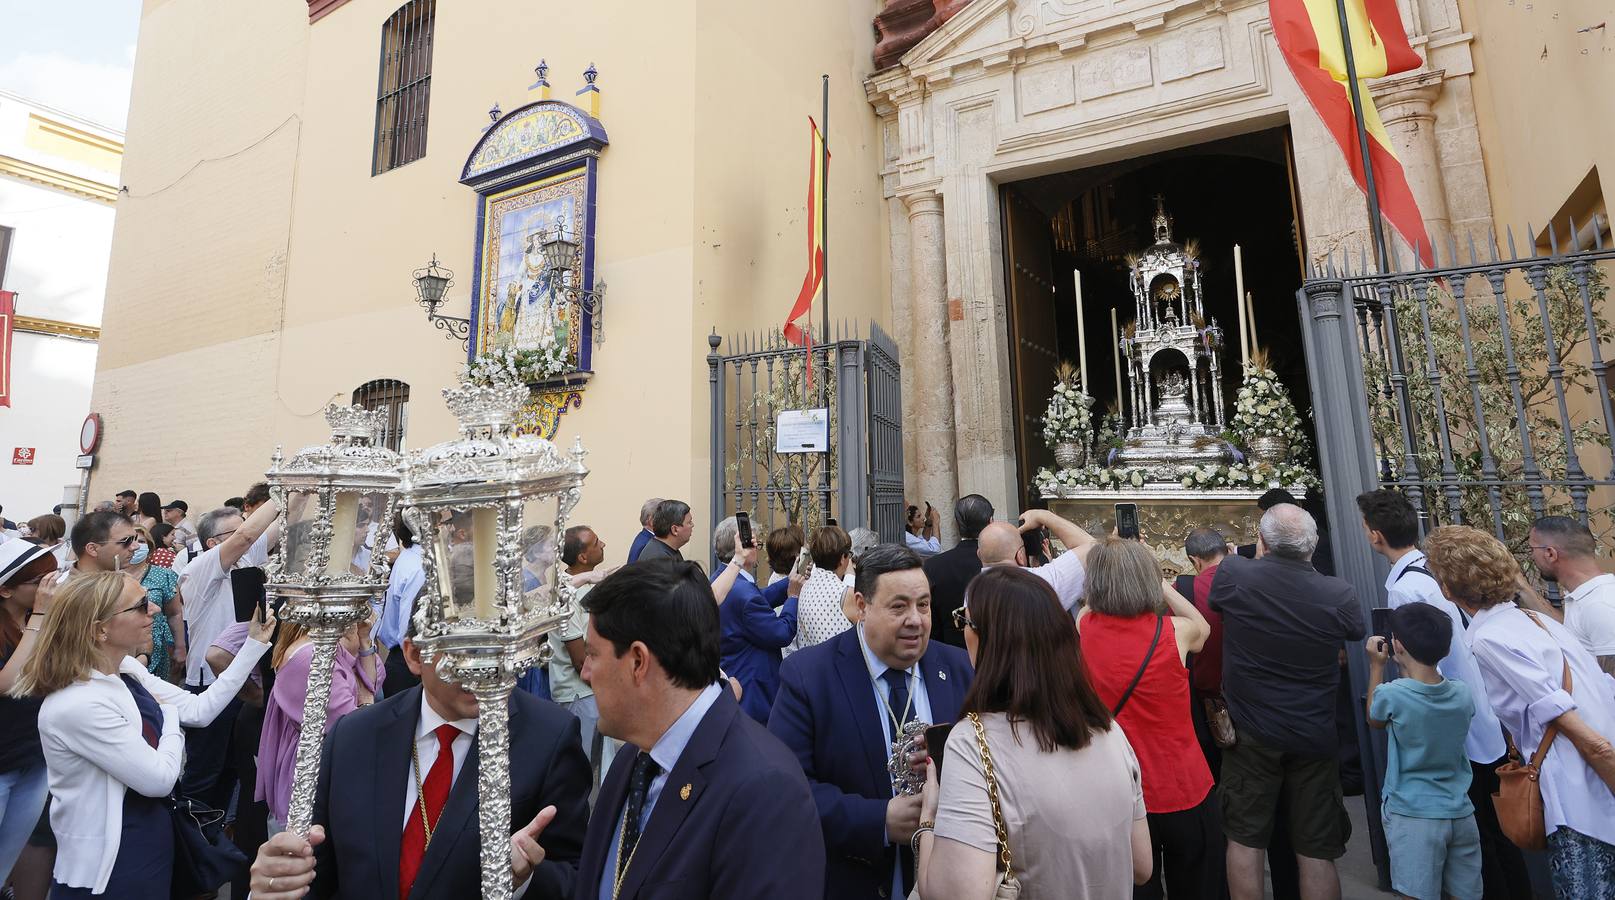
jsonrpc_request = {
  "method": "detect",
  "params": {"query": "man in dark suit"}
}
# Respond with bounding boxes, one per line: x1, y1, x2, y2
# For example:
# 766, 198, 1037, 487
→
247, 627, 592, 900
1210, 503, 1364, 900
710, 515, 798, 722
922, 494, 994, 648
769, 544, 975, 900
575, 558, 825, 899
636, 500, 692, 561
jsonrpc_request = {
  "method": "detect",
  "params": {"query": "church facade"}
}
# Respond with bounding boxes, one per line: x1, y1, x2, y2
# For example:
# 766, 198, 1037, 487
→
88, 0, 1612, 556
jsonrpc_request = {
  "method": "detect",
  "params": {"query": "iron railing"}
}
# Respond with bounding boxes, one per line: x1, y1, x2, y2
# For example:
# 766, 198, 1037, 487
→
706, 321, 905, 575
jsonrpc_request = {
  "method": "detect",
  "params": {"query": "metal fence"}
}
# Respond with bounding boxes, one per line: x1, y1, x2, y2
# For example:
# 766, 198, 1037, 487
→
1298, 215, 1614, 889
706, 321, 906, 573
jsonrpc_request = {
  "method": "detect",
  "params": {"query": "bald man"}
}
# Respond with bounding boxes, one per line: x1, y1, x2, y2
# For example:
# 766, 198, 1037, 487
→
975, 509, 1096, 613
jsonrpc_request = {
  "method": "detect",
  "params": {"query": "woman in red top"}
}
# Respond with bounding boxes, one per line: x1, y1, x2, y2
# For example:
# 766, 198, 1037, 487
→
1078, 537, 1217, 900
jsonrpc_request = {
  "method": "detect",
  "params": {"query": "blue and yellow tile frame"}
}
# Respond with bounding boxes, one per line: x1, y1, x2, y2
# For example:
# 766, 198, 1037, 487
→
460, 100, 606, 439
461, 100, 607, 381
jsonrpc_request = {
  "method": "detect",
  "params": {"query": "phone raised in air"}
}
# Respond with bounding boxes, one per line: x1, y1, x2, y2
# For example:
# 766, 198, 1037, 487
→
1114, 502, 1141, 540
792, 546, 813, 578
736, 511, 754, 549
1371, 607, 1393, 642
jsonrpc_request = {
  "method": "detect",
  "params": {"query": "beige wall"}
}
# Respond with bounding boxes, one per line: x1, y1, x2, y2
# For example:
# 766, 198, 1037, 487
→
1460, 0, 1615, 231
91, 0, 888, 564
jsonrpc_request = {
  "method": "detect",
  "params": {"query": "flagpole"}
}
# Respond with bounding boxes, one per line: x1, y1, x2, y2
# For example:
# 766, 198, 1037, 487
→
820, 74, 830, 349
1333, 0, 1390, 272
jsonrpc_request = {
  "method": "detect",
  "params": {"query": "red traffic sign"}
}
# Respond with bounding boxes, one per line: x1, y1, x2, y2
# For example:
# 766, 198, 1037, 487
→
12, 447, 35, 465
80, 413, 102, 455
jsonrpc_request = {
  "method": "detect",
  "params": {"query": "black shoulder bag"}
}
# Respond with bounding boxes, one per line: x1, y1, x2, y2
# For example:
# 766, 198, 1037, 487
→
1111, 614, 1162, 717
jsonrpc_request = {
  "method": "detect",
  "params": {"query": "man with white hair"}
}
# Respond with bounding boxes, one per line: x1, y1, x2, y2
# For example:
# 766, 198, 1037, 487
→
627, 496, 663, 563
1209, 503, 1364, 900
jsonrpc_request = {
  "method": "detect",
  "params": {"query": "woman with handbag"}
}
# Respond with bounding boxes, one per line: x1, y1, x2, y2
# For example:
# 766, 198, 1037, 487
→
1423, 526, 1615, 898
1077, 538, 1220, 900
914, 566, 1152, 899
7, 571, 273, 898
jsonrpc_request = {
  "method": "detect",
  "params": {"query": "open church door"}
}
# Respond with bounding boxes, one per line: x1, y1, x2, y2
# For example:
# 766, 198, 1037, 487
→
1001, 186, 1061, 509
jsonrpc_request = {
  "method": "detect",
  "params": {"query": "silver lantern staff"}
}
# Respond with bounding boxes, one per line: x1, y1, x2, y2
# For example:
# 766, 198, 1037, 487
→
265, 405, 402, 836
399, 379, 588, 900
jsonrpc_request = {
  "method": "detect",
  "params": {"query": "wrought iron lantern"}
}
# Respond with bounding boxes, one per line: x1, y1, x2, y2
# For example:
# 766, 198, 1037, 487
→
414, 254, 470, 349
398, 378, 589, 900
535, 223, 608, 345
264, 404, 402, 835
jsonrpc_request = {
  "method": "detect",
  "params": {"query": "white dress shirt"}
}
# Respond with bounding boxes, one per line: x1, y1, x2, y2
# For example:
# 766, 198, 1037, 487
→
179, 546, 235, 686
1385, 550, 1507, 763
1563, 573, 1615, 657
1467, 603, 1615, 846
39, 641, 269, 892
904, 532, 940, 554
974, 549, 1088, 614
402, 694, 477, 830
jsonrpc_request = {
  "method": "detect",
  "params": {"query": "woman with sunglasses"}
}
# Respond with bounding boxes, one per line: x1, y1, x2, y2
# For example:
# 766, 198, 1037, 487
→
8, 571, 274, 898
0, 543, 64, 893
916, 566, 1152, 899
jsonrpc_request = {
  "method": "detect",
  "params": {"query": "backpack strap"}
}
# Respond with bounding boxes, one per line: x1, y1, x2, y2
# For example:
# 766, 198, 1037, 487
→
1395, 564, 1469, 626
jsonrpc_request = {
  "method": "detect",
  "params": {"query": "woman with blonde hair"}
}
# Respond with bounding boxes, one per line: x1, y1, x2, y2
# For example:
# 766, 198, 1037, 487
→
10, 571, 272, 898
1423, 525, 1615, 897
1078, 537, 1217, 899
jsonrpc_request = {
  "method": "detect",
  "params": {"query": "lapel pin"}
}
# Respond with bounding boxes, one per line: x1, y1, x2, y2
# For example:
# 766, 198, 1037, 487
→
939, 670, 947, 681
679, 783, 692, 800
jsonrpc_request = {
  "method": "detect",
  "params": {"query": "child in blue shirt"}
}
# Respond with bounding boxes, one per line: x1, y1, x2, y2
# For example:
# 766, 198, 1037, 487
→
1366, 602, 1482, 900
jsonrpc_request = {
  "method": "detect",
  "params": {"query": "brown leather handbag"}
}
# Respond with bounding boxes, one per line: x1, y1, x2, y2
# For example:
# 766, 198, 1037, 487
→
1492, 611, 1571, 852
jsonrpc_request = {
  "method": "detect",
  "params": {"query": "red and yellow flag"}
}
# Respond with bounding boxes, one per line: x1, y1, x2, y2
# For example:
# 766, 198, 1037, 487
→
0, 291, 14, 408
1272, 0, 1433, 266
783, 118, 827, 349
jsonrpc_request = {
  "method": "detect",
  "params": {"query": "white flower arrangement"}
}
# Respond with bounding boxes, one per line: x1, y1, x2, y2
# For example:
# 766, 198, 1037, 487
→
1041, 367, 1093, 449
1174, 461, 1321, 491
462, 340, 569, 387
1231, 362, 1309, 447
1034, 460, 1320, 496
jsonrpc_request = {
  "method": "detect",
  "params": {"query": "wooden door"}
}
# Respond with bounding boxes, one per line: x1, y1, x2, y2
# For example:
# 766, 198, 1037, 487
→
1001, 186, 1061, 507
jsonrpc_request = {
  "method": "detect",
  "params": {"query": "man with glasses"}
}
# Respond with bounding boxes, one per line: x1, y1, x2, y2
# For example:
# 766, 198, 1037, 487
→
66, 510, 139, 577
177, 499, 281, 812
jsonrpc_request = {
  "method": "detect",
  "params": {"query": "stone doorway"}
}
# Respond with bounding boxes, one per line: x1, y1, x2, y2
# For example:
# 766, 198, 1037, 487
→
1000, 126, 1311, 507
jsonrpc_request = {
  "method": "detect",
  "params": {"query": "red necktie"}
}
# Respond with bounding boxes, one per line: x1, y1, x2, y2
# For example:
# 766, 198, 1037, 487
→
399, 724, 459, 900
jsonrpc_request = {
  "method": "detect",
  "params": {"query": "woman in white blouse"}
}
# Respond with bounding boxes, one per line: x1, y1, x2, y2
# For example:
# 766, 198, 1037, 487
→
8, 571, 273, 898
786, 526, 858, 656
1423, 526, 1615, 898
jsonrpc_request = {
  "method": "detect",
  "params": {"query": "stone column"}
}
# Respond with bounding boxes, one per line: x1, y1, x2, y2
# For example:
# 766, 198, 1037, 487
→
903, 189, 958, 531
1373, 72, 1451, 255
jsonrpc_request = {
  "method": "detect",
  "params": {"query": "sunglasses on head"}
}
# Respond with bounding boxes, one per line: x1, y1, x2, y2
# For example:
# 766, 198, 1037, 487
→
951, 606, 975, 632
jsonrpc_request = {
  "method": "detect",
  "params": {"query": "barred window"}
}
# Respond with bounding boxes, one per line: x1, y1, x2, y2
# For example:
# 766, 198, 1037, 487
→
372, 0, 435, 176
353, 379, 410, 452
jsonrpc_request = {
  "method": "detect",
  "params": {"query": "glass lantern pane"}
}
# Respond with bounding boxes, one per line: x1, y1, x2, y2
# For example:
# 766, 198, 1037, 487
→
347, 492, 390, 576
433, 506, 501, 619
282, 492, 320, 577
519, 497, 563, 613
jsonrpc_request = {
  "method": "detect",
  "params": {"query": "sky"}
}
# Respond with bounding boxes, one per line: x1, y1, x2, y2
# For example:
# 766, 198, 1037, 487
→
0, 0, 142, 131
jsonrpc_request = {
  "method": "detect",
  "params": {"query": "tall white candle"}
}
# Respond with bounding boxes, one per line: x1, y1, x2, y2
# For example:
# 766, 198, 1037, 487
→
1074, 270, 1088, 392
1234, 244, 1249, 370
1245, 291, 1259, 355
472, 507, 499, 619
1110, 307, 1123, 409
324, 493, 358, 576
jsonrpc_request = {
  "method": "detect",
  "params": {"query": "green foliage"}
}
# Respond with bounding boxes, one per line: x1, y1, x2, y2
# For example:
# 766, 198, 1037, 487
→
1364, 263, 1614, 557
723, 346, 838, 532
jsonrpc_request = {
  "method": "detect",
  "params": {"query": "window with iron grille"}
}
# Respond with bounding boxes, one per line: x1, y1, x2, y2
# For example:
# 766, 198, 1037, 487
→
353, 379, 410, 452
372, 0, 435, 176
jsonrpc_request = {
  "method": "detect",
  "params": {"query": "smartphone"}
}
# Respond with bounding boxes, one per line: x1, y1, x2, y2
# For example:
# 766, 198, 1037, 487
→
1114, 502, 1141, 540
792, 546, 813, 578
1371, 607, 1393, 642
925, 723, 953, 776
1022, 527, 1049, 564
736, 511, 754, 549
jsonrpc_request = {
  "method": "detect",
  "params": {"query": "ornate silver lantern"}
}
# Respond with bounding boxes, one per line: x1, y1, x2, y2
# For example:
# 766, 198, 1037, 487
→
399, 379, 588, 900
264, 405, 402, 835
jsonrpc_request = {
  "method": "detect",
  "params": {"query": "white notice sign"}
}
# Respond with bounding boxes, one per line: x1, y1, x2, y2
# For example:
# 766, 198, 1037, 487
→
776, 408, 830, 454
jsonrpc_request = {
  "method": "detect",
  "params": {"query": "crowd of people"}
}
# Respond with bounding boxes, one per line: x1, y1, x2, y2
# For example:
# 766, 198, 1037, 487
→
0, 484, 1612, 899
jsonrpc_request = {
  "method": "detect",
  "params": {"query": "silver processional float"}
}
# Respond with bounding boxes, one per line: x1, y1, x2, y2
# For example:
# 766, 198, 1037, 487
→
265, 379, 588, 900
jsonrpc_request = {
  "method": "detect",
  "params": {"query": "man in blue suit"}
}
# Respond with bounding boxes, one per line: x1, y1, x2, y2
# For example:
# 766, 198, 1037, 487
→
710, 515, 799, 722
575, 559, 825, 899
769, 544, 974, 900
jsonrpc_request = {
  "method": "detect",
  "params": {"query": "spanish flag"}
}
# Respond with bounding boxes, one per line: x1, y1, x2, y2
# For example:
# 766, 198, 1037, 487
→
783, 118, 827, 349
1272, 0, 1433, 266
